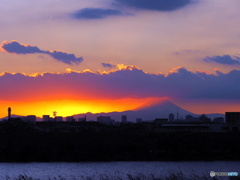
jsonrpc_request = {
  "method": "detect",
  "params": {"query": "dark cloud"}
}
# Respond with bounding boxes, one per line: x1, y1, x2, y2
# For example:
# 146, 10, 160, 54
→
72, 8, 123, 19
114, 0, 193, 11
204, 55, 240, 65
2, 41, 42, 54
101, 63, 116, 68
45, 51, 83, 65
1, 41, 83, 65
1, 67, 240, 101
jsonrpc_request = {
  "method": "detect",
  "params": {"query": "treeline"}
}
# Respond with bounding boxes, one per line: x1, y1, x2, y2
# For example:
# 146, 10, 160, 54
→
0, 131, 239, 162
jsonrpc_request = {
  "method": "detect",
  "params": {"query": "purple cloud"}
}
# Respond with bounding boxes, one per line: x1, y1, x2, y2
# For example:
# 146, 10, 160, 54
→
101, 63, 116, 68
1, 41, 83, 65
1, 67, 240, 101
2, 41, 42, 54
114, 0, 193, 11
72, 8, 123, 19
204, 55, 240, 65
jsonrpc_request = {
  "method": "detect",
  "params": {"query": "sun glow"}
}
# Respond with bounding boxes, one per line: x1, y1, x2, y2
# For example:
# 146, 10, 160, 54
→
0, 97, 166, 119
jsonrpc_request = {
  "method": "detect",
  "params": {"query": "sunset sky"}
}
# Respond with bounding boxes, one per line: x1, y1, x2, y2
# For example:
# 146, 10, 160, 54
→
1, 0, 240, 118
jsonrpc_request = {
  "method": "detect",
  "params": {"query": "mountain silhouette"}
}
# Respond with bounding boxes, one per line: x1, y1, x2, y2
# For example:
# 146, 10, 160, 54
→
0, 100, 224, 122
74, 100, 198, 122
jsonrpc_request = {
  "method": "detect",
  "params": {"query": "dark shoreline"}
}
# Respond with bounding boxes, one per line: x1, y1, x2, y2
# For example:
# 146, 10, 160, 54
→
0, 131, 239, 162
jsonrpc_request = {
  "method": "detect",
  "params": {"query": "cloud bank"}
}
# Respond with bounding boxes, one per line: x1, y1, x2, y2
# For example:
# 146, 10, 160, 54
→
1, 41, 83, 65
1, 66, 240, 102
114, 0, 193, 11
204, 55, 240, 65
72, 8, 123, 19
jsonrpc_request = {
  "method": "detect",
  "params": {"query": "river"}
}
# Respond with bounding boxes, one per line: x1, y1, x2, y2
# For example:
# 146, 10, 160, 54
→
0, 161, 239, 179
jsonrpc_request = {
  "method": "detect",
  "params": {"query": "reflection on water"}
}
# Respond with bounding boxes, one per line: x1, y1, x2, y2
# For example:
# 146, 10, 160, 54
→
0, 161, 240, 179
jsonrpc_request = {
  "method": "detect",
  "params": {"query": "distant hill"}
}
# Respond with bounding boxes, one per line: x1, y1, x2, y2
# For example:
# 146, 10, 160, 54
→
0, 115, 42, 121
74, 100, 224, 122
1, 114, 23, 120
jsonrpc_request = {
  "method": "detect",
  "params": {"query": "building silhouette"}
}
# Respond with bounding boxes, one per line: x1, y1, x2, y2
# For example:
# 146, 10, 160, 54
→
42, 115, 50, 122
154, 118, 168, 126
225, 112, 240, 123
22, 115, 36, 123
122, 115, 127, 123
55, 116, 63, 122
213, 117, 224, 123
97, 116, 114, 124
168, 113, 174, 122
136, 118, 142, 123
225, 112, 240, 132
66, 116, 75, 122
199, 114, 211, 122
8, 107, 11, 120
79, 115, 86, 122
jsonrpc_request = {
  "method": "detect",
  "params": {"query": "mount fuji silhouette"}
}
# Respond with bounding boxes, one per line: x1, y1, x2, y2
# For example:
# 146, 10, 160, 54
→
1, 101, 224, 121
74, 100, 218, 122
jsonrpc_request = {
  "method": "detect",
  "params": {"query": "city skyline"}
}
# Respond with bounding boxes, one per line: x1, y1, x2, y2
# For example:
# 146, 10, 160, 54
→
1, 0, 240, 117
0, 100, 227, 123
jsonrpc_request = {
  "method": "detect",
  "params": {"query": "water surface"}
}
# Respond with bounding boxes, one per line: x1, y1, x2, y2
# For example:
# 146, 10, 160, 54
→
0, 161, 239, 179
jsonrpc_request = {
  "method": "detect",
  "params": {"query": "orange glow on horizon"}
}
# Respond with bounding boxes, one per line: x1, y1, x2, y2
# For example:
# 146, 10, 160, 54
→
0, 97, 166, 119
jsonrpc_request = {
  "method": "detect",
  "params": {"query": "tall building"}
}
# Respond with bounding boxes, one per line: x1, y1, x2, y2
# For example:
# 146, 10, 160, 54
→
169, 113, 174, 122
225, 112, 240, 123
8, 107, 11, 120
122, 115, 127, 123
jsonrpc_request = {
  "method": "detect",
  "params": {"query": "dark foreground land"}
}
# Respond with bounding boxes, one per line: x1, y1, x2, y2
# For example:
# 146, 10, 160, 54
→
0, 118, 239, 162
0, 130, 239, 162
